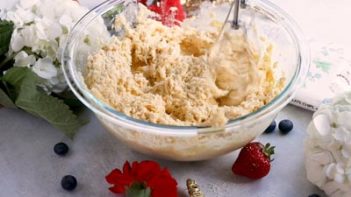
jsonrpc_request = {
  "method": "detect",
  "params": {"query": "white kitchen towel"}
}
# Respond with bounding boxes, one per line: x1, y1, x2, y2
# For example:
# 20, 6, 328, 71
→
291, 41, 351, 111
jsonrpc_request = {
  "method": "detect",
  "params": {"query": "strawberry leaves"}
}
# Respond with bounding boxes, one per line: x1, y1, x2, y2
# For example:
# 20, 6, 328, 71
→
263, 143, 275, 161
263, 143, 275, 160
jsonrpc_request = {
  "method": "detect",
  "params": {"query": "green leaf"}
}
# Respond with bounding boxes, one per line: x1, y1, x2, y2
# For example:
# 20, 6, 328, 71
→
3, 67, 85, 138
0, 80, 18, 102
126, 183, 151, 197
52, 90, 86, 116
0, 87, 16, 108
53, 90, 85, 108
2, 67, 29, 93
0, 20, 14, 56
0, 54, 15, 72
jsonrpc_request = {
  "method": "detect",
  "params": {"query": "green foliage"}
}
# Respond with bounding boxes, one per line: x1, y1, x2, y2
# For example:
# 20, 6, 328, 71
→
2, 68, 85, 138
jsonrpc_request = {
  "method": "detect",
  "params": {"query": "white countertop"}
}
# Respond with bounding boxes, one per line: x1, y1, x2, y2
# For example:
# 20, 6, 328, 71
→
0, 106, 319, 197
1, 0, 351, 196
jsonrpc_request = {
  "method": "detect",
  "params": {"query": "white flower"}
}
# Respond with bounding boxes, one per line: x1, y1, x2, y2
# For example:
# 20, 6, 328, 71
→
35, 18, 63, 40
14, 51, 36, 67
5, 11, 23, 27
6, 5, 36, 27
48, 71, 68, 93
15, 6, 36, 24
21, 24, 39, 48
32, 39, 59, 60
59, 14, 74, 33
305, 91, 351, 197
10, 29, 24, 52
19, 0, 39, 9
33, 20, 48, 40
32, 57, 57, 79
5, 0, 109, 93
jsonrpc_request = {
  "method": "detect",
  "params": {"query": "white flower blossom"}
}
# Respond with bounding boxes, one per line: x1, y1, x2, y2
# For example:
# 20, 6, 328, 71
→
305, 91, 351, 197
15, 6, 36, 24
19, 0, 39, 9
59, 14, 74, 33
21, 24, 39, 48
10, 29, 24, 52
32, 57, 57, 79
14, 51, 36, 67
36, 18, 63, 40
5, 11, 23, 27
4, 0, 109, 93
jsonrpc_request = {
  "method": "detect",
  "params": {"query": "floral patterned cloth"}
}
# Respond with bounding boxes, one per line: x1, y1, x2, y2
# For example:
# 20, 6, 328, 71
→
291, 41, 351, 111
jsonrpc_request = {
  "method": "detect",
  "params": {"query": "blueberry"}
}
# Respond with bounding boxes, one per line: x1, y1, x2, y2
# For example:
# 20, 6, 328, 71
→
308, 194, 320, 197
54, 142, 69, 156
61, 175, 77, 191
278, 119, 293, 134
264, 120, 276, 134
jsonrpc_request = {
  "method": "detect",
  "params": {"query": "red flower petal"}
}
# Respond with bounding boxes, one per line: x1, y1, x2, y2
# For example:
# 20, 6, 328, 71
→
148, 174, 177, 190
148, 168, 177, 197
105, 169, 123, 184
151, 186, 178, 197
113, 176, 134, 186
149, 179, 178, 197
136, 161, 161, 181
106, 168, 134, 186
131, 161, 140, 179
106, 164, 134, 193
123, 161, 132, 176
106, 161, 177, 196
109, 185, 126, 193
148, 5, 162, 14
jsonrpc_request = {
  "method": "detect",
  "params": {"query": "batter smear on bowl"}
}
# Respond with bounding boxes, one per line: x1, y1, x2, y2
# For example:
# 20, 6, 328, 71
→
85, 5, 285, 127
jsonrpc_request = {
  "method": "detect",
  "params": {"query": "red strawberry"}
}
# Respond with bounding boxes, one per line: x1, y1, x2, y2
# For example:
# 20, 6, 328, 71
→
232, 142, 275, 180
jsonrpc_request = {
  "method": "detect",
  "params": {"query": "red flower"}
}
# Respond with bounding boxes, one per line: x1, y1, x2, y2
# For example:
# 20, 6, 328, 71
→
106, 160, 178, 197
139, 0, 186, 26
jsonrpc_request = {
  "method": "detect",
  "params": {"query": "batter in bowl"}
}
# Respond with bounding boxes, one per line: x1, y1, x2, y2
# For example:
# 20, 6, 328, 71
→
85, 5, 284, 127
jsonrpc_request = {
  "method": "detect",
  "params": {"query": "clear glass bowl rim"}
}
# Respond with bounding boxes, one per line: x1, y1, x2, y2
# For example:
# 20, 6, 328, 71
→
62, 0, 310, 135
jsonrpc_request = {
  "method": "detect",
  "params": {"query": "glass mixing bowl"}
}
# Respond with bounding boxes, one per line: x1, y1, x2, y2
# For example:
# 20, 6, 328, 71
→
62, 0, 310, 161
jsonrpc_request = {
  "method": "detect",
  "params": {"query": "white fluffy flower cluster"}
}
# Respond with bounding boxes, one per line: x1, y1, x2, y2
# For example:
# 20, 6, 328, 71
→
305, 92, 351, 197
4, 0, 108, 93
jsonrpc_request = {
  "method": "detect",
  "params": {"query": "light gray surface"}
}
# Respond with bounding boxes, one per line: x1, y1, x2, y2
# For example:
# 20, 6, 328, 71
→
1, 0, 350, 196
0, 105, 323, 197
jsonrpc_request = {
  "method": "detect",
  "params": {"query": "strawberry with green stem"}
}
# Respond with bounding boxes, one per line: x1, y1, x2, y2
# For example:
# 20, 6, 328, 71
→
232, 142, 275, 180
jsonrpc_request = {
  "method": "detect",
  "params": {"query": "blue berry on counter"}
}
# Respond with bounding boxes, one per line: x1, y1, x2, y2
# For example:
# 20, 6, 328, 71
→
308, 194, 320, 197
61, 175, 77, 191
264, 120, 276, 134
54, 142, 69, 156
278, 119, 293, 134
